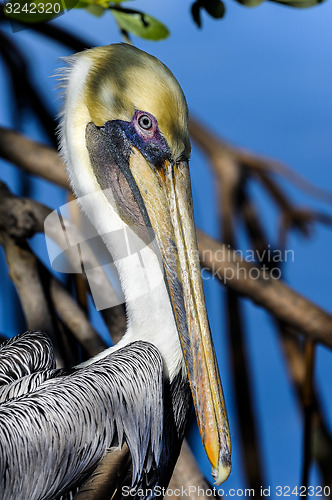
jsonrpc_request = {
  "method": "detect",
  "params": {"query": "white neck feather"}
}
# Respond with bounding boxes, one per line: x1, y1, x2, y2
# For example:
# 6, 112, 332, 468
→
59, 54, 185, 380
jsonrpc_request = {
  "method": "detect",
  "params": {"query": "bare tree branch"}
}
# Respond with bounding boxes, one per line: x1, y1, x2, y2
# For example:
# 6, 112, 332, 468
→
197, 229, 332, 349
0, 127, 67, 188
50, 278, 108, 357
279, 327, 332, 492
239, 186, 332, 488
0, 227, 108, 362
0, 233, 54, 336
1, 177, 332, 350
166, 441, 222, 500
0, 181, 125, 341
0, 232, 64, 365
189, 117, 332, 206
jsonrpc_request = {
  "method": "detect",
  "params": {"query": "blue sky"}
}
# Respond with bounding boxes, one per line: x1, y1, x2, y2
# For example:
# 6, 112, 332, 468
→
1, 0, 332, 494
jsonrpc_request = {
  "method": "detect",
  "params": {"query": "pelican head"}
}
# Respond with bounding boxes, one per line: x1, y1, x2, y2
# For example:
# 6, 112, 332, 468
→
59, 43, 231, 485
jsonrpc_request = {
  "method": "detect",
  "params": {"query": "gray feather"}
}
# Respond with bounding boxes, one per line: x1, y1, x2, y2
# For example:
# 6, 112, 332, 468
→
0, 331, 55, 386
0, 337, 164, 500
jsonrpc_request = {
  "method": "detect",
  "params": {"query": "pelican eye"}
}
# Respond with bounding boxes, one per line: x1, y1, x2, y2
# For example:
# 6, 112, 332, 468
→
138, 114, 153, 130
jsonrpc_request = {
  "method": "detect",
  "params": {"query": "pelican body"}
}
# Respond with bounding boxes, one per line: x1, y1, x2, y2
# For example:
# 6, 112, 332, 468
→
0, 44, 231, 499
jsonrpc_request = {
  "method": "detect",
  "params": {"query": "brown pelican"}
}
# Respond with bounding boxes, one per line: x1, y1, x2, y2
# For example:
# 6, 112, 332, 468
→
0, 43, 231, 499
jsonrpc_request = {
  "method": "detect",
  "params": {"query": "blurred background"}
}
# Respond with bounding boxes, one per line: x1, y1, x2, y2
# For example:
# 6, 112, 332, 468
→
1, 0, 332, 495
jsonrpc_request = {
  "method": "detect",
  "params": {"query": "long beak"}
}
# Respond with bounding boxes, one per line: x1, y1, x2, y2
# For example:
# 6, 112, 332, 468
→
128, 149, 231, 484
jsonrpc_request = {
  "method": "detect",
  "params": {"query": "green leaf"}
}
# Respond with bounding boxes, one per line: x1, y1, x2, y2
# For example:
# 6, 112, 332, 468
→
73, 0, 89, 7
86, 3, 105, 15
201, 0, 225, 18
73, 0, 106, 7
63, 0, 80, 9
110, 8, 169, 40
191, 1, 202, 27
3, 0, 67, 23
234, 0, 265, 6
191, 0, 225, 28
269, 0, 325, 7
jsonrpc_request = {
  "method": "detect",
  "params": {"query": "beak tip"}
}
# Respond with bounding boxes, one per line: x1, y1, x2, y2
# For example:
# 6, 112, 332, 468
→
212, 452, 232, 485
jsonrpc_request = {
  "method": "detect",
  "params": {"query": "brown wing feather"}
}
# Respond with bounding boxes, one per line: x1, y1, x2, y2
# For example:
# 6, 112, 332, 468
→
74, 445, 130, 500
